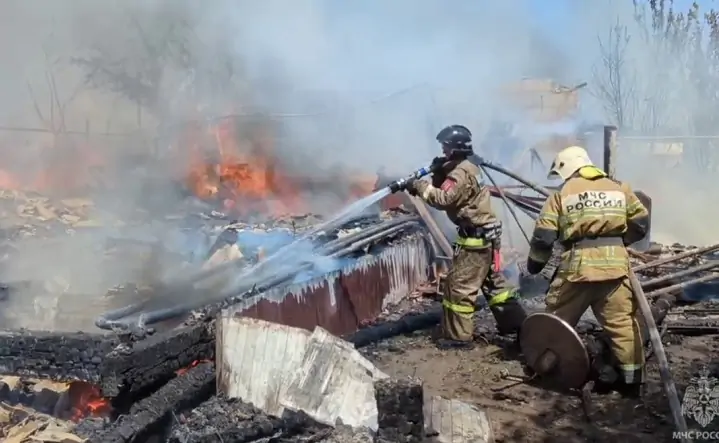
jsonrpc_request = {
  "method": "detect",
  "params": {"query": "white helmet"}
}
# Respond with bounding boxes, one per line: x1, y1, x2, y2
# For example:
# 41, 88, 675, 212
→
548, 146, 594, 180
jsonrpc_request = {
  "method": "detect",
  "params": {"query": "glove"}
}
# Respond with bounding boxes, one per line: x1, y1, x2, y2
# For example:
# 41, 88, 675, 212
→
405, 178, 419, 196
430, 156, 447, 172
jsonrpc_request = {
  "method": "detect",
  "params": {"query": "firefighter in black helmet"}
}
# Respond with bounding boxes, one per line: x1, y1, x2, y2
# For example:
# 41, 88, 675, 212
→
405, 124, 527, 349
436, 125, 473, 157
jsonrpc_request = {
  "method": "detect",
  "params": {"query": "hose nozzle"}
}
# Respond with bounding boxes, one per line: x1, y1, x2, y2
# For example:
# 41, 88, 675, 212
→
386, 163, 435, 194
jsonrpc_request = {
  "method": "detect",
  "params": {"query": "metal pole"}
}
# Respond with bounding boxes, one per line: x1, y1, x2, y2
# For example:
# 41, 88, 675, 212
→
603, 125, 618, 178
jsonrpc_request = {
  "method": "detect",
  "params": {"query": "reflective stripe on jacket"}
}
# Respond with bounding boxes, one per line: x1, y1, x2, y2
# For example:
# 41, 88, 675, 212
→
528, 166, 650, 282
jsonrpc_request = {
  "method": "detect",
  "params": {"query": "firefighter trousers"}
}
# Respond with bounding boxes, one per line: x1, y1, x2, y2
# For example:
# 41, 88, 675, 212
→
545, 276, 645, 384
441, 246, 527, 342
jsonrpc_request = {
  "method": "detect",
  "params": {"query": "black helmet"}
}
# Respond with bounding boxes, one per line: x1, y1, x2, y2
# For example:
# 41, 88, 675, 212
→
436, 125, 473, 156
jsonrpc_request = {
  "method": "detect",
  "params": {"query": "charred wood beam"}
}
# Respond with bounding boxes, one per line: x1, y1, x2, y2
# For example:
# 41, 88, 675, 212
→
76, 362, 216, 443
664, 319, 719, 335
167, 395, 328, 443
0, 330, 117, 382
99, 320, 215, 400
375, 377, 425, 443
345, 309, 441, 348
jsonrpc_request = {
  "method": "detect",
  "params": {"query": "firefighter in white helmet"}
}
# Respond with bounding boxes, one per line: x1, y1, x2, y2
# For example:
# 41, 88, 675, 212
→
525, 145, 650, 397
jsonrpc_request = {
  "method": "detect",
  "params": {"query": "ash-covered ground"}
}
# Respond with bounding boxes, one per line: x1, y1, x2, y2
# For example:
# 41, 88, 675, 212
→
360, 294, 719, 442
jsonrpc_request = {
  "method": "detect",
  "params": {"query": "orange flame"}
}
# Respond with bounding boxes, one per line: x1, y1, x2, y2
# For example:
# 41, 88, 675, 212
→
68, 381, 112, 422
184, 119, 301, 216
0, 117, 379, 211
183, 118, 377, 217
176, 359, 211, 376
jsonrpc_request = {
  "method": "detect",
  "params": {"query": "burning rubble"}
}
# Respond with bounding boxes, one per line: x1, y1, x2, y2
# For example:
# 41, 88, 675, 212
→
0, 216, 436, 442
0, 109, 439, 442
0, 113, 390, 332
179, 117, 376, 219
0, 117, 717, 442
0, 188, 435, 441
1, 178, 716, 443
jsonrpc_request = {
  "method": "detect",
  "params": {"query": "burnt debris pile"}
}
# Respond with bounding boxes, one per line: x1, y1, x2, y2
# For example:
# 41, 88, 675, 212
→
166, 395, 328, 443
0, 330, 117, 382
0, 208, 444, 442
91, 210, 427, 334
70, 321, 466, 442
1, 155, 719, 442
76, 362, 217, 443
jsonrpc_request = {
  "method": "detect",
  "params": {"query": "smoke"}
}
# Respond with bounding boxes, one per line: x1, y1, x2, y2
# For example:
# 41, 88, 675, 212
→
220, 0, 575, 176
1, 0, 712, 330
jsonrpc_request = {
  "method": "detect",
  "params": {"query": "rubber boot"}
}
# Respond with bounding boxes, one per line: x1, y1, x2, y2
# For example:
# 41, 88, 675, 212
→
490, 298, 528, 336
593, 364, 619, 394
616, 382, 642, 399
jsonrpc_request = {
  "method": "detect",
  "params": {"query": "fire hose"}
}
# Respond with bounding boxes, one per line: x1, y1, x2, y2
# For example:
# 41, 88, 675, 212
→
479, 164, 530, 245
628, 270, 690, 439
493, 191, 540, 220
95, 217, 422, 330
480, 160, 551, 198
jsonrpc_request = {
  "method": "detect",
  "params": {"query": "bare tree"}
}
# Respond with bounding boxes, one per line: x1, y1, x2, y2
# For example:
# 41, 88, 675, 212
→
591, 22, 637, 129
593, 1, 719, 137
632, 0, 719, 167
70, 7, 249, 121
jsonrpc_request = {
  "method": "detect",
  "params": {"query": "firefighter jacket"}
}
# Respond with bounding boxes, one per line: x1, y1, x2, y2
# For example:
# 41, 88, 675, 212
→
413, 159, 498, 248
527, 166, 650, 282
